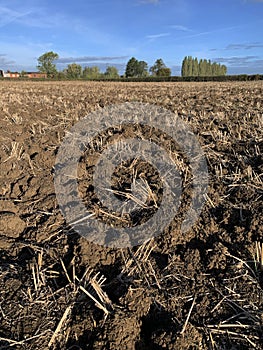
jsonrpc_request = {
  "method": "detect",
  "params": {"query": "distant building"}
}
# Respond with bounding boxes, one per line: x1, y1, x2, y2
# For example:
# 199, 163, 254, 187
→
25, 72, 47, 79
0, 70, 47, 79
0, 70, 20, 78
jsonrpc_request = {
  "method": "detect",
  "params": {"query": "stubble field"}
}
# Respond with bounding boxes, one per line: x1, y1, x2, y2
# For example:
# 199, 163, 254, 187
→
0, 80, 262, 349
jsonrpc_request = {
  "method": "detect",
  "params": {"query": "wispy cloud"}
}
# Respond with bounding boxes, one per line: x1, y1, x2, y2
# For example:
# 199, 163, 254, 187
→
213, 55, 263, 74
0, 6, 33, 28
0, 4, 123, 53
181, 18, 263, 42
56, 56, 129, 64
146, 33, 170, 40
183, 26, 242, 39
226, 43, 263, 50
211, 42, 263, 51
0, 5, 68, 29
169, 25, 192, 32
212, 55, 261, 66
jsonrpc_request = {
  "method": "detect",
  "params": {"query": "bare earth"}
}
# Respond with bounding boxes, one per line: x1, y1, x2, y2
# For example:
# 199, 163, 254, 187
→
0, 81, 262, 349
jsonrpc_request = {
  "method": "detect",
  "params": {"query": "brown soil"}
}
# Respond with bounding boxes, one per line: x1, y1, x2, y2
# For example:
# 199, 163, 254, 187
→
0, 81, 262, 349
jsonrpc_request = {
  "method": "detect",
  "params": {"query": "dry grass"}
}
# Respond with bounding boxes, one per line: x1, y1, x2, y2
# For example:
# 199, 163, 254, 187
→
255, 242, 263, 272
3, 141, 24, 162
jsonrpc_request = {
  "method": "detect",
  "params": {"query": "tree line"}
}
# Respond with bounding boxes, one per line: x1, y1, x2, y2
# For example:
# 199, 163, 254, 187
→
125, 57, 171, 78
181, 56, 227, 77
36, 52, 173, 79
36, 52, 120, 79
62, 64, 119, 79
5, 51, 263, 81
5, 51, 239, 80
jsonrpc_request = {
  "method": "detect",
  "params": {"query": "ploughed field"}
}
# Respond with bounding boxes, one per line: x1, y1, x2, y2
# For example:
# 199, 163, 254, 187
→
0, 80, 262, 349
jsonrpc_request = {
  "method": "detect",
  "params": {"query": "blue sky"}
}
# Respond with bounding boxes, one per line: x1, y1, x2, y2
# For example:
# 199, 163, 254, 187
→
0, 0, 263, 75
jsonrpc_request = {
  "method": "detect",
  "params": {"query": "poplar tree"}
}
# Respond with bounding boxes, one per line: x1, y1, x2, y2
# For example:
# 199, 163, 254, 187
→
192, 57, 199, 76
181, 56, 228, 77
181, 57, 188, 77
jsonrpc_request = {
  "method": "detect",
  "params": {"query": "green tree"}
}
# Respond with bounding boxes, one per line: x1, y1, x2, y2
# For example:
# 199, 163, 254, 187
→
157, 67, 171, 77
211, 62, 218, 76
182, 56, 227, 77
65, 63, 82, 79
199, 59, 206, 76
150, 58, 171, 77
150, 58, 165, 76
221, 64, 227, 75
104, 66, 119, 78
187, 56, 193, 76
203, 59, 208, 75
82, 66, 101, 79
125, 57, 138, 77
181, 56, 194, 76
125, 57, 148, 77
137, 60, 148, 77
56, 71, 66, 80
206, 60, 212, 76
181, 56, 188, 77
192, 58, 199, 76
37, 51, 59, 77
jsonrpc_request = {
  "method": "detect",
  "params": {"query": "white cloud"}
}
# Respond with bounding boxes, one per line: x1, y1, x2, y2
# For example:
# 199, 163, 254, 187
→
170, 25, 243, 43
170, 25, 192, 32
146, 33, 170, 40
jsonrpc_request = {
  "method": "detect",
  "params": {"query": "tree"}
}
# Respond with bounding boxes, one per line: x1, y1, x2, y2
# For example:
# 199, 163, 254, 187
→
192, 58, 199, 76
221, 64, 227, 75
181, 56, 194, 76
211, 62, 218, 76
150, 58, 165, 76
150, 58, 171, 77
125, 57, 148, 77
206, 60, 212, 76
199, 59, 206, 76
65, 63, 82, 79
157, 67, 171, 77
37, 51, 59, 77
186, 56, 193, 76
82, 66, 101, 79
181, 56, 188, 77
137, 60, 148, 77
56, 71, 66, 80
104, 66, 119, 78
182, 56, 227, 77
125, 57, 138, 77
